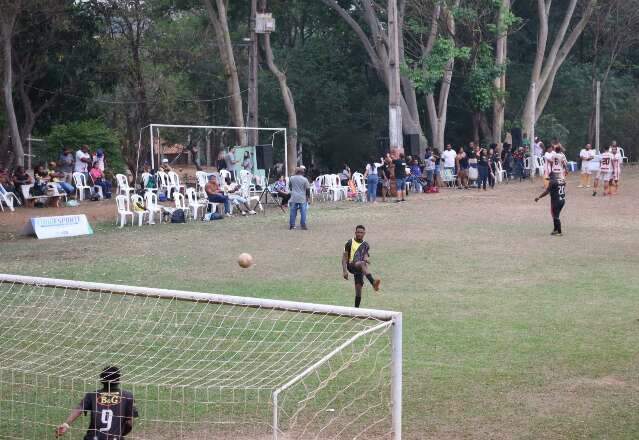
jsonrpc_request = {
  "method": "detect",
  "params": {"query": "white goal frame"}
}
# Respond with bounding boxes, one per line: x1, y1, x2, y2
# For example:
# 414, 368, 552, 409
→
0, 273, 402, 440
146, 123, 289, 177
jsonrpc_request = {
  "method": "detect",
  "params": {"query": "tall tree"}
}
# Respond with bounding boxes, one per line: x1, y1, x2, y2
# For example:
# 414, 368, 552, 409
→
492, 0, 511, 146
0, 0, 25, 167
319, 0, 427, 149
521, 0, 596, 141
202, 0, 247, 146
259, 0, 298, 173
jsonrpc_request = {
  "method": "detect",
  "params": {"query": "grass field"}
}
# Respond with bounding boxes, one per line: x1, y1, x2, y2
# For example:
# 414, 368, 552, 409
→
1, 169, 639, 439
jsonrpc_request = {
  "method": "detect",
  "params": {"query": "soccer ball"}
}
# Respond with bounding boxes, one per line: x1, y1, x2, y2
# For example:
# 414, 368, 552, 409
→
238, 253, 254, 268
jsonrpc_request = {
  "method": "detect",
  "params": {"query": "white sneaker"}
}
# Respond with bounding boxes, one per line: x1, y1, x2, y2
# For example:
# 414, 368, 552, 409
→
241, 211, 247, 216
586, 185, 591, 188
226, 213, 233, 218
577, 185, 583, 188
248, 210, 257, 215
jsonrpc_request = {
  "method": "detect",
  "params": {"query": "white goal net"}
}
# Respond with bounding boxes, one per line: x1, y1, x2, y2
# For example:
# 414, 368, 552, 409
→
0, 274, 402, 440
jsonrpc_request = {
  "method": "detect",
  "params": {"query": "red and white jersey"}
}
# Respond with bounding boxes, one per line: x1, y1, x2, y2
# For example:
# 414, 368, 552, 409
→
551, 152, 567, 175
544, 151, 554, 177
599, 152, 613, 172
611, 150, 622, 178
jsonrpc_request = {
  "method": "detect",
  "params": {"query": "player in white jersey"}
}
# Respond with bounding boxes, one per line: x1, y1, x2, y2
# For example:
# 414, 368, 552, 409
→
543, 144, 554, 188
592, 145, 613, 196
578, 143, 595, 188
610, 144, 622, 195
550, 143, 567, 180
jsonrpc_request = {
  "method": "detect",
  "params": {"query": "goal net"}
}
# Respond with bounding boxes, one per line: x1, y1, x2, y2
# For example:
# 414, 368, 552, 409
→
0, 274, 402, 440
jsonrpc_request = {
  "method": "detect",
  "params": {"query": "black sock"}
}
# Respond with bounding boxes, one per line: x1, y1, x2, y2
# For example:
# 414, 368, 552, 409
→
366, 274, 375, 285
355, 295, 361, 308
556, 219, 562, 234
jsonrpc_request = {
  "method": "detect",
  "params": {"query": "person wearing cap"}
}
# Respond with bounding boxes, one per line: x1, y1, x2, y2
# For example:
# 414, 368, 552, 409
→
288, 166, 310, 230
58, 147, 75, 184
160, 158, 172, 173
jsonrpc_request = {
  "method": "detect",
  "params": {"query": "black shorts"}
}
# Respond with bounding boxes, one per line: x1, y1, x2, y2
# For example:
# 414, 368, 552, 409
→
347, 262, 364, 285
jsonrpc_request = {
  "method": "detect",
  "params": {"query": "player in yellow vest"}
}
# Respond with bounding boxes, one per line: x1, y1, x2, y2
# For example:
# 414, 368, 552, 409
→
342, 225, 381, 307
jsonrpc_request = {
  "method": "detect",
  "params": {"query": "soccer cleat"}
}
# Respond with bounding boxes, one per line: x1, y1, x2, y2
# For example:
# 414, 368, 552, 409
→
592, 191, 596, 196
248, 210, 257, 215
289, 225, 296, 230
373, 279, 381, 291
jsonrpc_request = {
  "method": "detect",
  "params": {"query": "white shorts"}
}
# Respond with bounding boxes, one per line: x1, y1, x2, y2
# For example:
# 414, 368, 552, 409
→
580, 164, 591, 175
597, 171, 612, 182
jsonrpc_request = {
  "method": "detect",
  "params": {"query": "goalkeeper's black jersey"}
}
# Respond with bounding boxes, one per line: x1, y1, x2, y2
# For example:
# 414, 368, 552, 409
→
81, 389, 137, 440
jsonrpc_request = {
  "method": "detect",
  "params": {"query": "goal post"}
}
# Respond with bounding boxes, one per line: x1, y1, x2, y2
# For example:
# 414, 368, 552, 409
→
142, 123, 289, 177
0, 273, 402, 440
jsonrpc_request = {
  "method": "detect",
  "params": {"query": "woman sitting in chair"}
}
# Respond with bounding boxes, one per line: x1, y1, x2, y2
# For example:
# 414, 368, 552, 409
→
273, 175, 290, 206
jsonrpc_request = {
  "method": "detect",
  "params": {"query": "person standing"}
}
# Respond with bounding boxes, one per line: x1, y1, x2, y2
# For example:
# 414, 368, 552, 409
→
393, 152, 407, 202
55, 366, 138, 439
364, 157, 380, 203
441, 144, 457, 178
74, 145, 92, 180
535, 172, 566, 236
592, 144, 613, 197
224, 147, 239, 178
342, 225, 381, 308
578, 143, 595, 188
456, 147, 469, 189
610, 143, 623, 195
59, 147, 75, 184
288, 166, 310, 230
477, 149, 490, 191
550, 142, 567, 180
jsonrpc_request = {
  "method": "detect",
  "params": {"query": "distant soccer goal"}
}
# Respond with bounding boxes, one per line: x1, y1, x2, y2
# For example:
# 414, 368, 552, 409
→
0, 274, 402, 440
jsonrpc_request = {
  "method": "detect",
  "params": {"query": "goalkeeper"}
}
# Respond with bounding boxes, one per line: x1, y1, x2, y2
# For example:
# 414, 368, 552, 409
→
55, 366, 138, 439
342, 225, 381, 307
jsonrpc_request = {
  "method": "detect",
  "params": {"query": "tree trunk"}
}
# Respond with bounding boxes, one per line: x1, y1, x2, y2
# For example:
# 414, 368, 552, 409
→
522, 0, 596, 137
479, 112, 493, 142
492, 0, 510, 145
260, 17, 298, 175
472, 112, 480, 145
203, 0, 247, 147
1, 19, 24, 168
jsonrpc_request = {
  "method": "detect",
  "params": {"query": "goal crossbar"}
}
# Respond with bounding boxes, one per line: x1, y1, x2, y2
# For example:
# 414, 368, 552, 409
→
0, 273, 403, 439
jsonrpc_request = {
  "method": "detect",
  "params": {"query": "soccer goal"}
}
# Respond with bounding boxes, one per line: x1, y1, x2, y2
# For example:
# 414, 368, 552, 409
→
0, 273, 402, 440
138, 123, 289, 178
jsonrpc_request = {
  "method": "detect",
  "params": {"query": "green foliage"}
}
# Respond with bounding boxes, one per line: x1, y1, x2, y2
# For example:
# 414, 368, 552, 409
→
465, 43, 506, 112
46, 120, 125, 172
404, 38, 470, 94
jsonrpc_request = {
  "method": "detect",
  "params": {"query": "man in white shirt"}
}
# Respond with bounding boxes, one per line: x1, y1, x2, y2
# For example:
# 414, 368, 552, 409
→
74, 145, 92, 177
543, 144, 554, 188
578, 143, 594, 188
441, 144, 457, 176
610, 143, 623, 195
533, 137, 543, 158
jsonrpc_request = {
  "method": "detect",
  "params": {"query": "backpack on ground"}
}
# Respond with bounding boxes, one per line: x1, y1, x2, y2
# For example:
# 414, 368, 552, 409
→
170, 209, 186, 223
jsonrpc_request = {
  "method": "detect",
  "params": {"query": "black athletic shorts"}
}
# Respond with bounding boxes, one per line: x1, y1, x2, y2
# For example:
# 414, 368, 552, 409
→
347, 262, 364, 285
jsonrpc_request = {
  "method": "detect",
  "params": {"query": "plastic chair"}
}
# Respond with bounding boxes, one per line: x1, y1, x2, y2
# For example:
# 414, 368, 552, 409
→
0, 184, 21, 212
144, 191, 163, 224
167, 171, 185, 195
619, 148, 629, 163
185, 188, 205, 220
441, 168, 457, 188
238, 179, 264, 212
195, 171, 208, 196
115, 195, 134, 228
73, 172, 92, 201
494, 161, 507, 183
141, 172, 158, 193
156, 171, 171, 196
352, 172, 367, 202
115, 173, 134, 197
129, 194, 150, 226
173, 192, 191, 221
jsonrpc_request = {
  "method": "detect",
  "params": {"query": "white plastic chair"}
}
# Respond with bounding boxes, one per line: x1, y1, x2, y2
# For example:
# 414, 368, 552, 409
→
219, 169, 233, 184
155, 171, 171, 196
141, 172, 158, 193
619, 148, 629, 163
167, 171, 185, 195
130, 194, 150, 226
185, 188, 205, 220
115, 195, 134, 227
0, 184, 21, 212
352, 172, 367, 202
173, 192, 191, 221
326, 174, 347, 201
441, 168, 457, 188
144, 191, 163, 224
115, 173, 135, 197
494, 161, 507, 183
72, 172, 92, 201
534, 156, 545, 176
238, 179, 264, 212
195, 171, 208, 195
